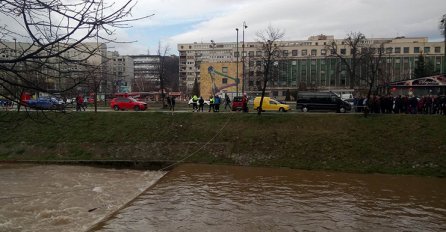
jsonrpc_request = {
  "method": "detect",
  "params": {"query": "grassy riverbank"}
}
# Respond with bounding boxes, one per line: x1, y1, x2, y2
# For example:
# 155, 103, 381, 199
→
1, 112, 445, 176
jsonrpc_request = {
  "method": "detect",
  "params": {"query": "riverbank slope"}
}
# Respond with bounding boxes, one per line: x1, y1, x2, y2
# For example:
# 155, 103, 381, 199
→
1, 112, 445, 176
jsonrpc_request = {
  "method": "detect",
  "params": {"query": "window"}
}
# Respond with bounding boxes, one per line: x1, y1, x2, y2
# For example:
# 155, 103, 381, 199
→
302, 49, 308, 56
256, 51, 262, 57
283, 50, 289, 57
386, 47, 393, 54
403, 47, 409, 53
292, 50, 298, 56
311, 49, 317, 56
321, 49, 327, 55
414, 47, 420, 53
248, 81, 253, 86
248, 51, 254, 57
394, 47, 401, 54
222, 67, 228, 73
222, 78, 227, 84
435, 47, 441, 53
272, 91, 278, 97
424, 47, 430, 53
234, 52, 240, 57
340, 49, 346, 55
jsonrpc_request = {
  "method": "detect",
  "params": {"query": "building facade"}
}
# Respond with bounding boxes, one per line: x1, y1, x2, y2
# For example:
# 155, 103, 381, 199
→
129, 55, 161, 92
0, 41, 108, 98
106, 51, 134, 93
178, 35, 445, 98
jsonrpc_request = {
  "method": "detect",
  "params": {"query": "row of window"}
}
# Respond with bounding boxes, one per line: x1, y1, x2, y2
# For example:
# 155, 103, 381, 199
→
234, 46, 443, 58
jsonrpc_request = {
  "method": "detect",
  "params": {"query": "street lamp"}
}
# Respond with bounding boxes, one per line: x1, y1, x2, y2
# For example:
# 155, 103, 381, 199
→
210, 40, 216, 63
242, 22, 248, 95
236, 28, 239, 96
441, 16, 446, 74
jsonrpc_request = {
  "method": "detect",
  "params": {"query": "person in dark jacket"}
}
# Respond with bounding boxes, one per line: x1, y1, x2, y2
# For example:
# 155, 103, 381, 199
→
198, 96, 204, 112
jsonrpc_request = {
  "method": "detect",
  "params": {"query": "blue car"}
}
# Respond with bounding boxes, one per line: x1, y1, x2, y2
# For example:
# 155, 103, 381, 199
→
26, 97, 65, 110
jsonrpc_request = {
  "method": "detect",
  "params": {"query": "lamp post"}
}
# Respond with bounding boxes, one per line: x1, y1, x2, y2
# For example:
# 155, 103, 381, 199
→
442, 15, 446, 75
236, 28, 239, 96
13, 38, 16, 56
242, 22, 248, 95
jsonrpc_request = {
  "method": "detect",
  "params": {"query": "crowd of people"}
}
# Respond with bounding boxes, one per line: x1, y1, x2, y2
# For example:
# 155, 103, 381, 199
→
353, 95, 446, 115
190, 95, 231, 112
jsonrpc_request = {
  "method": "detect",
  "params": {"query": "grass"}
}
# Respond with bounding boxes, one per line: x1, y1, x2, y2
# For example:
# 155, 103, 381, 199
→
1, 111, 445, 176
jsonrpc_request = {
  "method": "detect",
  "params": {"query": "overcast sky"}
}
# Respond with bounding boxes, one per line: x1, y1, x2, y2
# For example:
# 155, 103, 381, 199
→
2, 0, 445, 56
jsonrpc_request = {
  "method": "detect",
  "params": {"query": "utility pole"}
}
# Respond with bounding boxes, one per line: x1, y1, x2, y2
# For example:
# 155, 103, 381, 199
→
236, 28, 239, 96
242, 22, 248, 95
442, 15, 446, 74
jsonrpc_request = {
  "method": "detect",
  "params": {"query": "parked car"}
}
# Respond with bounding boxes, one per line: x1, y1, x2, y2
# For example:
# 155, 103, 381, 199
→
296, 91, 351, 113
0, 98, 13, 107
253, 97, 290, 112
25, 97, 65, 110
110, 97, 147, 111
231, 96, 244, 111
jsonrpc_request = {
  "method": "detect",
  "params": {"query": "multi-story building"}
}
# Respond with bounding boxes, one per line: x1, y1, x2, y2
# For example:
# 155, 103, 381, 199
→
129, 55, 161, 92
0, 41, 108, 98
106, 51, 134, 93
178, 35, 445, 98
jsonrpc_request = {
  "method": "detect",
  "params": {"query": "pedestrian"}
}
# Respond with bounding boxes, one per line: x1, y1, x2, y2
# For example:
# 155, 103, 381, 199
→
242, 94, 248, 112
171, 96, 176, 112
214, 95, 221, 112
166, 96, 171, 110
208, 96, 214, 112
75, 94, 83, 111
198, 96, 204, 112
82, 97, 88, 111
192, 95, 198, 112
224, 94, 231, 110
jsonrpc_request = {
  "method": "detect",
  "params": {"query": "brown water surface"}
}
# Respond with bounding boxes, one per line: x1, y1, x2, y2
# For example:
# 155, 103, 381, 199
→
95, 164, 446, 232
0, 164, 165, 232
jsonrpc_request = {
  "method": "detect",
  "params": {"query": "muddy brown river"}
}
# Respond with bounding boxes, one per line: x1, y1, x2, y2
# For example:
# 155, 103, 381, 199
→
93, 164, 446, 232
1, 163, 445, 231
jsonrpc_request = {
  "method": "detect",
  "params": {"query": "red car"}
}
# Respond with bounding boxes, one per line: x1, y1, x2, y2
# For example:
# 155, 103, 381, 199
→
231, 96, 243, 111
110, 97, 147, 111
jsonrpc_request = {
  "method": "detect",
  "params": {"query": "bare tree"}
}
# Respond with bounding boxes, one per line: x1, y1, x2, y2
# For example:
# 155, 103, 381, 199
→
361, 43, 386, 117
327, 32, 367, 89
0, 0, 151, 112
440, 14, 446, 74
255, 25, 284, 115
156, 42, 169, 108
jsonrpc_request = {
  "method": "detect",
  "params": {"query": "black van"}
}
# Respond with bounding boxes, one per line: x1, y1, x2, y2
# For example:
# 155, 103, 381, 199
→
296, 91, 351, 113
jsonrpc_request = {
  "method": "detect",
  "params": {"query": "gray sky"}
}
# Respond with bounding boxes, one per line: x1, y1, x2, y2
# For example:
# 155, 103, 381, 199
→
2, 0, 445, 55
114, 0, 446, 55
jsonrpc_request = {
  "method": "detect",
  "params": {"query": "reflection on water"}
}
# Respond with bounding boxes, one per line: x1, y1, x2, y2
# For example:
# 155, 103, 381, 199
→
0, 164, 165, 232
95, 164, 446, 232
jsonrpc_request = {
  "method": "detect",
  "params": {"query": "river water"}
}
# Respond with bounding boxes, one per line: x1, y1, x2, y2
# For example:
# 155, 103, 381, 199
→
1, 164, 445, 232
94, 164, 446, 232
0, 163, 166, 232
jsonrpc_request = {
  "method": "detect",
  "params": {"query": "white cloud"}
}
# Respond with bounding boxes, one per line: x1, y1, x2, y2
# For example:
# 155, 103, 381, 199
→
2, 0, 445, 55
166, 0, 446, 46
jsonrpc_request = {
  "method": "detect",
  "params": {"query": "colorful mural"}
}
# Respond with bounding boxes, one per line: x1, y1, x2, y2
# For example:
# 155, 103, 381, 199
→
199, 62, 242, 98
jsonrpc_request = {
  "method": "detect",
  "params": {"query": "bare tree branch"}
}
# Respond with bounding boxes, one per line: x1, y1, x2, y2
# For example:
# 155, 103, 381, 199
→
0, 0, 152, 113
255, 25, 284, 115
